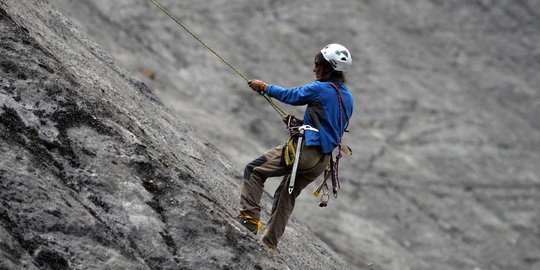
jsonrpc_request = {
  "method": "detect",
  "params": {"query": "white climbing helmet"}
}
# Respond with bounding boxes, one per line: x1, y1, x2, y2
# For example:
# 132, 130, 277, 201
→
321, 44, 352, 72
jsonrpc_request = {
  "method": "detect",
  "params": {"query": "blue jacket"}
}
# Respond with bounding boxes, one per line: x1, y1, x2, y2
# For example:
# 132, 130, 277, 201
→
267, 81, 354, 154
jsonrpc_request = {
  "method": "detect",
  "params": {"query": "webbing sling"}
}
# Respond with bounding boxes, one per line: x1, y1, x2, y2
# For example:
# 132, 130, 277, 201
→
329, 82, 351, 195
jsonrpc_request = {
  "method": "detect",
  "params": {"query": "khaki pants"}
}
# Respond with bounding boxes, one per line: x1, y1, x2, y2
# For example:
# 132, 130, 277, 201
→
239, 140, 330, 249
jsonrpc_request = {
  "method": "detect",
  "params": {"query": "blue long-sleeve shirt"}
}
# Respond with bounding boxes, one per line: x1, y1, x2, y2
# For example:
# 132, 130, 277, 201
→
267, 81, 354, 154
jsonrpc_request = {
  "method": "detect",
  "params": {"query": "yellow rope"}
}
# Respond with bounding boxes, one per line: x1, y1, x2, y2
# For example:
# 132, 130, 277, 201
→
148, 0, 287, 118
283, 136, 296, 167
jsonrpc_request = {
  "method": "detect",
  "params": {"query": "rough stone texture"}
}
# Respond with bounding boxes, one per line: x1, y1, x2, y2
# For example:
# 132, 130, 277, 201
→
42, 0, 540, 269
0, 1, 353, 269
3, 0, 540, 269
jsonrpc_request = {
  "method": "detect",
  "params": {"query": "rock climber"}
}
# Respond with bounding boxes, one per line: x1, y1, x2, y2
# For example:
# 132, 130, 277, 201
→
237, 44, 354, 252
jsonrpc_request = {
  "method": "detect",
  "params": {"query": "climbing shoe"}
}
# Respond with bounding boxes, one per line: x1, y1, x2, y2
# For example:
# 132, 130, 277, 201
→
261, 238, 276, 254
236, 214, 262, 235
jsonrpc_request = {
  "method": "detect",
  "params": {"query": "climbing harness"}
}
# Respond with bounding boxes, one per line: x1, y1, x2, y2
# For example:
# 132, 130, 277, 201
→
282, 114, 303, 167
287, 125, 319, 194
148, 0, 287, 119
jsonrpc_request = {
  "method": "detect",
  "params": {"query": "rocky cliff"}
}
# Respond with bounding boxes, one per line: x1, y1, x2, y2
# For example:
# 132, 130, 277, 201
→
0, 1, 352, 269
3, 0, 540, 269
44, 1, 540, 269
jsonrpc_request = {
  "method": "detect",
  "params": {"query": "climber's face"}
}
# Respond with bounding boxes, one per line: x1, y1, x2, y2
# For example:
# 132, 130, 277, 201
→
313, 59, 324, 80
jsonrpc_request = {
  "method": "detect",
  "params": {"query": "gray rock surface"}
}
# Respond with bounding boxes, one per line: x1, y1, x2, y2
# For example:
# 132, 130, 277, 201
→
0, 1, 353, 269
3, 0, 540, 269
46, 1, 540, 269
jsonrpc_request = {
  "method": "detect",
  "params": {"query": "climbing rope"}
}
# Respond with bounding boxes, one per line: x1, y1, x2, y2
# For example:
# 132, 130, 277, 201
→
148, 0, 288, 118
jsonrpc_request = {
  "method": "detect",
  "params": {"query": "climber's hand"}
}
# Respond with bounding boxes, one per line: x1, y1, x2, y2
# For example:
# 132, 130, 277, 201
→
248, 79, 268, 94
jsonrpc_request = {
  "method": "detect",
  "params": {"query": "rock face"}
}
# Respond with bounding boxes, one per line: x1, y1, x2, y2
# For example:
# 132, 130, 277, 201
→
3, 0, 540, 269
0, 1, 352, 269
43, 0, 540, 269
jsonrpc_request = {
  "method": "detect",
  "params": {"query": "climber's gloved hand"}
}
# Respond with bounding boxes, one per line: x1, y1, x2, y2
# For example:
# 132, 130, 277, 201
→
248, 79, 268, 94
283, 114, 303, 128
